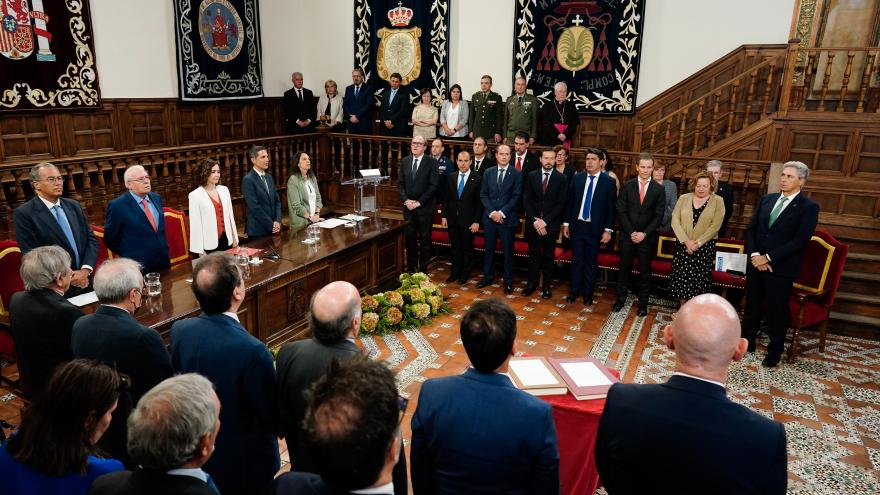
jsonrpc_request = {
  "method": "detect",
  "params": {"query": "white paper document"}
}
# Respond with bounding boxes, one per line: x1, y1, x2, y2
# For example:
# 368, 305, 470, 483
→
316, 218, 348, 229
560, 361, 612, 387
508, 359, 559, 387
359, 168, 381, 177
67, 291, 98, 307
339, 214, 369, 222
715, 252, 748, 273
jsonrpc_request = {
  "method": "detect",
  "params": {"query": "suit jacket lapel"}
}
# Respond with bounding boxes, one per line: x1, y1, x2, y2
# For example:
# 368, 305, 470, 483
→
34, 198, 70, 247
60, 200, 85, 253
772, 193, 802, 228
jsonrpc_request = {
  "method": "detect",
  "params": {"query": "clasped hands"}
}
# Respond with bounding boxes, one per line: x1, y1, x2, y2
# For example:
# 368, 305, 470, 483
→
405, 199, 421, 211
630, 231, 646, 244
751, 254, 773, 272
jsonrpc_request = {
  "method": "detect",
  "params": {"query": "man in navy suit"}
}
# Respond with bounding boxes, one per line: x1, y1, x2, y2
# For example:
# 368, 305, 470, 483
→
103, 165, 170, 273
343, 68, 373, 167
564, 148, 617, 306
397, 135, 438, 273
442, 150, 482, 284
743, 161, 819, 367
430, 138, 455, 207
522, 148, 568, 299
595, 294, 788, 495
613, 153, 666, 317
171, 253, 279, 495
14, 162, 98, 294
411, 298, 560, 494
379, 72, 410, 138
242, 145, 282, 238
476, 144, 522, 294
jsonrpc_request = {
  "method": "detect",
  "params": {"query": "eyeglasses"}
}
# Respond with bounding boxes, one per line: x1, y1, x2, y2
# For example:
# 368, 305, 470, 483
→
128, 176, 151, 184
42, 176, 64, 183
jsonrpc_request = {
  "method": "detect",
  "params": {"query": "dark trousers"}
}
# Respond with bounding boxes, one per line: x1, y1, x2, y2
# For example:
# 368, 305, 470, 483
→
482, 220, 515, 284
448, 219, 476, 279
742, 268, 794, 358
405, 212, 433, 273
616, 235, 655, 309
205, 232, 231, 254
569, 222, 601, 296
526, 224, 559, 289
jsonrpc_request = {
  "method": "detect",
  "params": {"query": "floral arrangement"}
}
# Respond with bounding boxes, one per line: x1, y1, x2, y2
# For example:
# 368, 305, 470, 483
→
360, 272, 450, 336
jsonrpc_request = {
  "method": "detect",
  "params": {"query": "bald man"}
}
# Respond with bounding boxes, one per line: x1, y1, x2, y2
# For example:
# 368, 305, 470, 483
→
595, 294, 788, 495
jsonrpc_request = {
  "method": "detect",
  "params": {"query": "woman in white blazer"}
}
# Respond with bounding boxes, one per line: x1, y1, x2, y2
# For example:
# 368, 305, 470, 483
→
316, 79, 344, 129
188, 158, 239, 255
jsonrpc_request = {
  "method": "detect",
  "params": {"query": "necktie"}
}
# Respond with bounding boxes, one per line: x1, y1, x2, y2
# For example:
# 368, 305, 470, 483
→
497, 168, 505, 186
297, 89, 302, 101
542, 172, 549, 192
390, 89, 396, 104
141, 198, 158, 232
354, 86, 359, 97
768, 196, 789, 227
581, 175, 595, 220
412, 158, 419, 176
516, 156, 522, 171
261, 173, 269, 193
475, 159, 481, 172
457, 173, 466, 198
51, 205, 80, 267
639, 180, 648, 205
518, 95, 522, 104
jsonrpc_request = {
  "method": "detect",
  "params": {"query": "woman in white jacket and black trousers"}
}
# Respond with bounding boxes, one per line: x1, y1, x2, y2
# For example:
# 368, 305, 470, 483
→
188, 158, 239, 256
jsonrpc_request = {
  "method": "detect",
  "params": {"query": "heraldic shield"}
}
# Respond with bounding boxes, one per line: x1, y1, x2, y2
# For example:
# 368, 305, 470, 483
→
376, 26, 421, 84
1, 0, 35, 60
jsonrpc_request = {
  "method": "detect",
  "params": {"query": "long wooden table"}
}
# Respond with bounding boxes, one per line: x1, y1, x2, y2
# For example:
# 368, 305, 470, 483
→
110, 217, 406, 346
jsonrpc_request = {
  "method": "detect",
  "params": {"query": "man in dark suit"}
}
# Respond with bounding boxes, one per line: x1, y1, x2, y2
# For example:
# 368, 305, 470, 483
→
706, 160, 735, 237
171, 253, 279, 495
379, 72, 410, 138
512, 131, 540, 178
442, 150, 482, 284
397, 135, 439, 273
595, 294, 788, 494
91, 374, 222, 495
613, 153, 666, 317
476, 144, 522, 294
14, 162, 98, 294
283, 71, 316, 134
343, 67, 373, 135
9, 246, 83, 398
471, 136, 494, 176
564, 148, 616, 306
273, 356, 403, 495
103, 165, 170, 273
430, 138, 454, 207
71, 258, 174, 466
743, 161, 819, 367
242, 145, 282, 238
522, 148, 568, 299
411, 299, 560, 494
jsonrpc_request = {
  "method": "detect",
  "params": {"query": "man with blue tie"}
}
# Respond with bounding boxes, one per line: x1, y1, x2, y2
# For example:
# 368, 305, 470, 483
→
242, 145, 282, 238
14, 162, 98, 295
104, 165, 170, 273
442, 150, 482, 284
563, 148, 617, 306
380, 73, 410, 138
743, 161, 819, 368
476, 144, 522, 294
343, 68, 373, 167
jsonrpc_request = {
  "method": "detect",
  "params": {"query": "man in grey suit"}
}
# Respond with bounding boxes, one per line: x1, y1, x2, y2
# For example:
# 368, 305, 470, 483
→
397, 135, 439, 273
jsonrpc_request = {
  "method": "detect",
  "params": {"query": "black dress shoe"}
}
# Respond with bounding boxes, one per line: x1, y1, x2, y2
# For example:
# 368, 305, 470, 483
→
611, 302, 624, 312
504, 284, 514, 295
445, 275, 457, 283
637, 307, 648, 317
761, 354, 781, 368
582, 293, 593, 305
541, 289, 552, 299
475, 278, 491, 289
521, 286, 536, 297
565, 293, 578, 303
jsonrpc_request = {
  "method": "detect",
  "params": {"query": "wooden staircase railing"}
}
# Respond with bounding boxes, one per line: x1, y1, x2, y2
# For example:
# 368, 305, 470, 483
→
780, 45, 880, 114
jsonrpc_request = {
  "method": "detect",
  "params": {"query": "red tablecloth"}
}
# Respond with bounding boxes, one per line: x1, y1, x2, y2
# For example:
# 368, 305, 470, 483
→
540, 369, 618, 495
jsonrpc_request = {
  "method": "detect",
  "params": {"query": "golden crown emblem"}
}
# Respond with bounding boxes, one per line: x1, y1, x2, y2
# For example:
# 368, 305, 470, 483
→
387, 2, 414, 27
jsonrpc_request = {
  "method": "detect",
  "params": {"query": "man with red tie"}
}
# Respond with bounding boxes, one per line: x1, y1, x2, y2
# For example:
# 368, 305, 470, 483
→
512, 131, 540, 178
104, 164, 170, 273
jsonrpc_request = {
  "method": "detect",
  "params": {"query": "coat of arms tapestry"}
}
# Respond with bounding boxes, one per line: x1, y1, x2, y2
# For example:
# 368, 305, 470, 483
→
174, 0, 262, 101
354, 0, 450, 103
513, 0, 645, 114
0, 0, 101, 110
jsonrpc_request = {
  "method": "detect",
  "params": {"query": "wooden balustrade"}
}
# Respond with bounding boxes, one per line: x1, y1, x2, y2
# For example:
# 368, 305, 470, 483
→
785, 46, 880, 113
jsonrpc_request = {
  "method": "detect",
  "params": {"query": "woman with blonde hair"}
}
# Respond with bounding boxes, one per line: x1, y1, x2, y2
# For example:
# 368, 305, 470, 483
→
316, 79, 344, 128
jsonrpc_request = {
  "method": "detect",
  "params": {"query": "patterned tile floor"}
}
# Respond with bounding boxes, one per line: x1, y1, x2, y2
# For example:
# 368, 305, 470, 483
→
2, 262, 879, 494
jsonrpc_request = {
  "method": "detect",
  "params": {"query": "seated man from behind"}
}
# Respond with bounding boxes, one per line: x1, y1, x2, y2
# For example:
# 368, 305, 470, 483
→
410, 298, 559, 495
595, 293, 788, 495
90, 373, 222, 495
273, 355, 402, 495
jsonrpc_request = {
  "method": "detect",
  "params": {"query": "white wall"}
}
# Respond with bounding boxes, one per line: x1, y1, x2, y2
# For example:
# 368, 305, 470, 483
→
88, 0, 795, 105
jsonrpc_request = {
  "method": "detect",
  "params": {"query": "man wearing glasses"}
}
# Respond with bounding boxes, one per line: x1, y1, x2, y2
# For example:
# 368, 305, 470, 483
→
14, 162, 99, 295
104, 164, 170, 273
397, 135, 439, 273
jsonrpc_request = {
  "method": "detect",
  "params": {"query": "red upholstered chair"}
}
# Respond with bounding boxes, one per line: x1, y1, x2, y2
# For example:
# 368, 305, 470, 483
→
163, 207, 192, 266
0, 240, 24, 388
91, 224, 114, 270
786, 230, 848, 362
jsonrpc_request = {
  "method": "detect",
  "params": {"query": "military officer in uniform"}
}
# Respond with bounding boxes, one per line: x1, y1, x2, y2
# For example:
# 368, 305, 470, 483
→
468, 75, 504, 144
503, 77, 539, 145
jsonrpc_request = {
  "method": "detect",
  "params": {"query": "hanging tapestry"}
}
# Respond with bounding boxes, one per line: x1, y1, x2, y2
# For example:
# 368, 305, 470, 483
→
513, 0, 646, 114
174, 0, 262, 101
0, 0, 100, 110
353, 0, 450, 104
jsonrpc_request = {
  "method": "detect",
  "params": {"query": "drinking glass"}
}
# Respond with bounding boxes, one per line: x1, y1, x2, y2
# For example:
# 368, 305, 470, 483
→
145, 272, 161, 297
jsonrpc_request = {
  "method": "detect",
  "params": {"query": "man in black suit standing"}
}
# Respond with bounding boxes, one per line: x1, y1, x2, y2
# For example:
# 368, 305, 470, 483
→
397, 135, 438, 273
476, 144, 522, 294
242, 145, 282, 238
511, 131, 540, 178
743, 161, 819, 367
380, 72, 410, 137
283, 71, 316, 134
71, 257, 174, 466
343, 68, 373, 168
706, 160, 735, 237
563, 148, 617, 306
522, 148, 568, 299
595, 294, 787, 495
14, 162, 98, 295
471, 137, 494, 176
613, 152, 666, 317
442, 150, 482, 284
